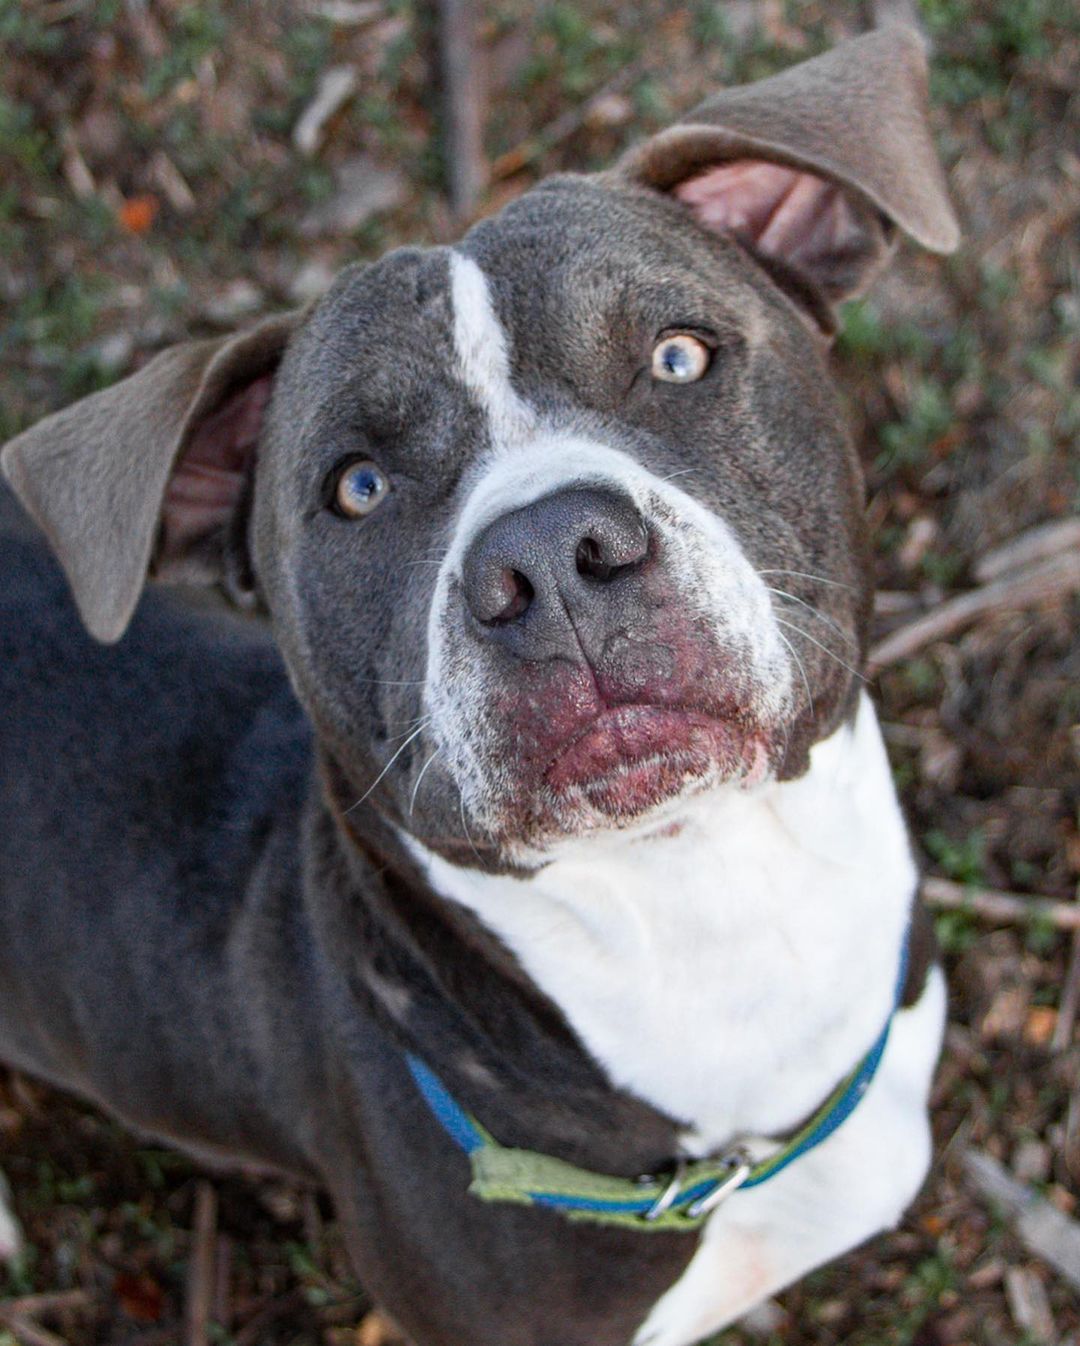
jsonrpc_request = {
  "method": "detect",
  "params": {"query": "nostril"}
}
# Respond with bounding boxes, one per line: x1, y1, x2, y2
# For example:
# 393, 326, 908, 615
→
575, 523, 649, 583
575, 536, 612, 582
487, 568, 534, 625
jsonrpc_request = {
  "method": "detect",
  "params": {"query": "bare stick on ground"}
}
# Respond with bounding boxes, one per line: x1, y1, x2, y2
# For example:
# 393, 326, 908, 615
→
1052, 926, 1080, 1052
0, 1292, 92, 1319
868, 551, 1080, 671
0, 1313, 66, 1346
964, 1148, 1080, 1293
437, 0, 486, 220
974, 517, 1080, 583
922, 876, 1080, 932
185, 1181, 219, 1346
0, 1290, 93, 1346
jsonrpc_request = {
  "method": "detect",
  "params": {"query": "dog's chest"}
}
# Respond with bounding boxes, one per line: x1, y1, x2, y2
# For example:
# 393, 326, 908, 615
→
409, 694, 916, 1152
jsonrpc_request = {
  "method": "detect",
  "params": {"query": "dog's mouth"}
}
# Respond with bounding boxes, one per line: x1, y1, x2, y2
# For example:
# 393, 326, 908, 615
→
544, 703, 771, 820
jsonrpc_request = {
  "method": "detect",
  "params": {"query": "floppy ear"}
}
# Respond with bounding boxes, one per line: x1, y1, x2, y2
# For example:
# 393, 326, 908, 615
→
1, 310, 302, 643
616, 25, 959, 314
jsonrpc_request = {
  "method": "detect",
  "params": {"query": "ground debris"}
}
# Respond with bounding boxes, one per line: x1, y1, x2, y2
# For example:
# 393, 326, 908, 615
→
1004, 1265, 1056, 1344
964, 1148, 1080, 1293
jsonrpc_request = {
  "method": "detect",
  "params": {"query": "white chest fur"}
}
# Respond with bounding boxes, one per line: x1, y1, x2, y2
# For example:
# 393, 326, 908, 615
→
406, 692, 917, 1152
405, 694, 944, 1346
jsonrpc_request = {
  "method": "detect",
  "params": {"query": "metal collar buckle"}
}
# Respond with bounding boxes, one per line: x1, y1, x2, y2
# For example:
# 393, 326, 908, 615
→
639, 1146, 754, 1223
641, 1159, 688, 1222
685, 1147, 753, 1219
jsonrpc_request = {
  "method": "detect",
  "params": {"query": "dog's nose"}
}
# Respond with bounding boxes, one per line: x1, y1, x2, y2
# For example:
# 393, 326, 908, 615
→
462, 487, 650, 648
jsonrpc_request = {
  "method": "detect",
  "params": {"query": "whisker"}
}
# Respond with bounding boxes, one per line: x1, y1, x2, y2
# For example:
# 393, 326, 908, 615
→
776, 618, 866, 682
776, 629, 814, 715
384, 714, 432, 740
659, 468, 697, 484
409, 749, 441, 816
765, 587, 857, 649
345, 720, 430, 814
457, 785, 484, 866
357, 677, 427, 688
757, 568, 856, 593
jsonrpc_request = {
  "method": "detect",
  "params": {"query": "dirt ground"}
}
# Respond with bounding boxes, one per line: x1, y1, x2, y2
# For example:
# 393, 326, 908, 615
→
1, 1, 1078, 1343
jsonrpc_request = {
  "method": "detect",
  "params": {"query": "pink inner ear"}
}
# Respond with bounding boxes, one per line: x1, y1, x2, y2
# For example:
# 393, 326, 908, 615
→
674, 160, 861, 277
159, 375, 274, 563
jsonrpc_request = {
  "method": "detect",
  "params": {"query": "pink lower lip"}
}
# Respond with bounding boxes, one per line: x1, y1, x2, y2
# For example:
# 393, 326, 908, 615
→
544, 705, 759, 801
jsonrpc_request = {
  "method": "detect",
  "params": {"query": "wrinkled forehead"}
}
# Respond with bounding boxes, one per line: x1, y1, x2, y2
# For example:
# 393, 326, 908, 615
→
457, 176, 770, 342
287, 177, 772, 428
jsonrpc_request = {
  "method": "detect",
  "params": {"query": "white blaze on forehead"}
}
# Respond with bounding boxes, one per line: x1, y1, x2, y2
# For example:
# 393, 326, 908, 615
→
448, 251, 535, 444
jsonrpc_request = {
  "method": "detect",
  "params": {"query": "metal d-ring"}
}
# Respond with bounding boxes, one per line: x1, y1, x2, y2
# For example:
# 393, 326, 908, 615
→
642, 1158, 688, 1222
684, 1148, 753, 1219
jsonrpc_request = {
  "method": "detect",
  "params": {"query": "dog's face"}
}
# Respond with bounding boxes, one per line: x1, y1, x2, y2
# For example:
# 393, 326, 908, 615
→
1, 27, 958, 868
257, 180, 867, 859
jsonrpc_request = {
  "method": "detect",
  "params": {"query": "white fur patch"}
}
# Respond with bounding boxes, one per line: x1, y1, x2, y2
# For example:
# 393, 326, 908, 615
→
448, 251, 535, 445
406, 692, 915, 1146
404, 694, 938, 1344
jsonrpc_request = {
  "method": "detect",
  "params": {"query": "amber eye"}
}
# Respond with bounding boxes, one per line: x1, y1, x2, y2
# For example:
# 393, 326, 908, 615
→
332, 460, 390, 519
651, 333, 711, 384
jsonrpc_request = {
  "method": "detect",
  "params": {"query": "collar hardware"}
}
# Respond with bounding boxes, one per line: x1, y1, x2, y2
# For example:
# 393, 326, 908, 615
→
642, 1158, 688, 1222
683, 1147, 752, 1219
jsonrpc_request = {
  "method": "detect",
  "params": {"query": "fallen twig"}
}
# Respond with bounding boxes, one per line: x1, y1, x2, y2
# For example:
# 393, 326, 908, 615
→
868, 551, 1080, 671
874, 589, 923, 616
1004, 1264, 1056, 1344
964, 1148, 1080, 1293
293, 66, 359, 156
311, 0, 383, 21
974, 517, 1080, 583
0, 1291, 91, 1319
213, 1232, 232, 1333
0, 1313, 66, 1346
150, 151, 197, 215
437, 0, 486, 220
36, 0, 93, 23
0, 1289, 93, 1346
922, 876, 1080, 931
1052, 923, 1080, 1051
184, 1181, 218, 1346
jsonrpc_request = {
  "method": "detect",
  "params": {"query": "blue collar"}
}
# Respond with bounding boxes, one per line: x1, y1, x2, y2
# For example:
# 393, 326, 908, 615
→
405, 930, 910, 1231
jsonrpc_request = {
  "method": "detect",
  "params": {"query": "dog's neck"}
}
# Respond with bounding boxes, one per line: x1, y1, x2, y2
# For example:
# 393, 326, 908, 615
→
399, 691, 917, 1157
310, 692, 915, 1171
310, 761, 684, 1174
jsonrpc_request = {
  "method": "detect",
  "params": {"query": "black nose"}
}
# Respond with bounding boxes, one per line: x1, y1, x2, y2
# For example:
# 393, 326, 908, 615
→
462, 487, 650, 657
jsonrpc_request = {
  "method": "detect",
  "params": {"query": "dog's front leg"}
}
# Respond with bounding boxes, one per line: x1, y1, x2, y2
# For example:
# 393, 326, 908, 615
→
634, 969, 946, 1346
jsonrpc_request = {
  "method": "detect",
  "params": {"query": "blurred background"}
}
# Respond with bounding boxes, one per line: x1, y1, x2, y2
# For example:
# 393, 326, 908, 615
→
0, 0, 1078, 1342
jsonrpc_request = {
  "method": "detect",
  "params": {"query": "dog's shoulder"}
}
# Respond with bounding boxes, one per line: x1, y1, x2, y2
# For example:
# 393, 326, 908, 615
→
1, 481, 310, 836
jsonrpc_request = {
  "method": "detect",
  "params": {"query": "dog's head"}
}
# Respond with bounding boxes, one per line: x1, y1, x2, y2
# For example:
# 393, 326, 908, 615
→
2, 27, 957, 867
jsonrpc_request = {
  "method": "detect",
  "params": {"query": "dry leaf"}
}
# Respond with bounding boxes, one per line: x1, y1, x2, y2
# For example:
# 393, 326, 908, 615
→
356, 1310, 405, 1345
118, 194, 159, 235
113, 1271, 165, 1322
1024, 1005, 1057, 1047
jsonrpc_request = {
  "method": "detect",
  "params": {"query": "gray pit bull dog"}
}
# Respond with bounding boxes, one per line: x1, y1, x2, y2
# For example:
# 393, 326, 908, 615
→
0, 20, 959, 1346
